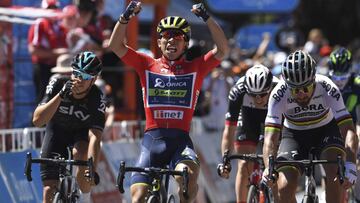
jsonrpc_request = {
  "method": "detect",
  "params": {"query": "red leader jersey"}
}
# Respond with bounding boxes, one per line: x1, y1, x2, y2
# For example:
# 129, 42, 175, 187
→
121, 48, 221, 132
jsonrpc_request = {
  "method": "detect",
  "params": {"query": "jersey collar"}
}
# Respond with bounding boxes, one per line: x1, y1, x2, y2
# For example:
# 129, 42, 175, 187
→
160, 55, 186, 68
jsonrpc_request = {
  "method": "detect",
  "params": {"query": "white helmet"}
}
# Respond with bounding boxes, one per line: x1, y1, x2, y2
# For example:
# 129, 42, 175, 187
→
281, 50, 316, 87
245, 64, 273, 94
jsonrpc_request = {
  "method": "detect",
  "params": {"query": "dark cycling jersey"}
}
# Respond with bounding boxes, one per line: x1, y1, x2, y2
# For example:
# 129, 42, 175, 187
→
40, 74, 106, 131
120, 48, 220, 132
225, 76, 279, 144
39, 74, 106, 180
339, 74, 360, 123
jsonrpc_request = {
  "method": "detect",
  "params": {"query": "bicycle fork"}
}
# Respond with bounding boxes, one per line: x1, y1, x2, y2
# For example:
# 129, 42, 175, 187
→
302, 168, 318, 203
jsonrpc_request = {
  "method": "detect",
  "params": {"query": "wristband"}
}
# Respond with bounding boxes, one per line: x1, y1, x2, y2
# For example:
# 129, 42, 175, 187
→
118, 15, 128, 24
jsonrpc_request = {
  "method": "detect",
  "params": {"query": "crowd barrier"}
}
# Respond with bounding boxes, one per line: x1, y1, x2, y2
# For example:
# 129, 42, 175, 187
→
0, 118, 205, 153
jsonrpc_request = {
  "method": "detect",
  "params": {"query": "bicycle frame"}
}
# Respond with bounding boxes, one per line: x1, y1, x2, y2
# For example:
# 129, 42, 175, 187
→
267, 155, 345, 203
24, 152, 95, 203
116, 161, 189, 203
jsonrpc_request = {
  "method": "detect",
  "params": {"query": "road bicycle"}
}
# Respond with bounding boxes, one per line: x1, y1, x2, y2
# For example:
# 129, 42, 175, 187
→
220, 150, 273, 203
267, 153, 345, 203
116, 161, 189, 203
24, 148, 96, 203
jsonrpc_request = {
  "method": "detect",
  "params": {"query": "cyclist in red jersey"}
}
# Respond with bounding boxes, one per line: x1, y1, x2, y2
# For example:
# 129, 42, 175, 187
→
109, 1, 229, 202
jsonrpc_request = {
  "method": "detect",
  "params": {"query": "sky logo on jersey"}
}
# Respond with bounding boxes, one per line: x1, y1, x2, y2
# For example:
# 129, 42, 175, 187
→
146, 71, 195, 108
154, 110, 184, 119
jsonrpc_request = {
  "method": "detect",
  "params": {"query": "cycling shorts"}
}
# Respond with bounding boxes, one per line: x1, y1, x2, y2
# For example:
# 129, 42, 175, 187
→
277, 119, 345, 167
40, 123, 89, 181
131, 128, 199, 185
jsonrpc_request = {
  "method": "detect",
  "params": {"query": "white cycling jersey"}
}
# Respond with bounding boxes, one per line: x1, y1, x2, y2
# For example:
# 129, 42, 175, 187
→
265, 74, 352, 130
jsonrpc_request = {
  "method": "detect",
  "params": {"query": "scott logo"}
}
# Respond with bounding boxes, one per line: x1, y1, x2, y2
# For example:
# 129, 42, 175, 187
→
154, 110, 184, 119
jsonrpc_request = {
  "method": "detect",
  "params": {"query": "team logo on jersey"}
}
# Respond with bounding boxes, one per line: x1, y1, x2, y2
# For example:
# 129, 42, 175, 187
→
59, 105, 90, 121
46, 77, 58, 94
154, 110, 184, 119
320, 80, 341, 101
293, 104, 325, 114
154, 78, 166, 88
272, 84, 288, 102
146, 71, 195, 108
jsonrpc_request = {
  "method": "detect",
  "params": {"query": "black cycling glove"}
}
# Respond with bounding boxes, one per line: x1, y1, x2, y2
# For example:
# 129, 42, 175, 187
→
121, 1, 141, 21
193, 3, 209, 22
59, 80, 73, 100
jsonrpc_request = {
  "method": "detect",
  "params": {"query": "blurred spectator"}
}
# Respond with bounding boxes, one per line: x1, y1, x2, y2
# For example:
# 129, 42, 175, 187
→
41, 0, 59, 9
303, 28, 328, 61
275, 25, 304, 53
316, 45, 333, 75
201, 60, 235, 132
0, 21, 13, 129
50, 54, 73, 76
73, 0, 103, 56
28, 0, 72, 102
271, 51, 287, 76
231, 32, 272, 76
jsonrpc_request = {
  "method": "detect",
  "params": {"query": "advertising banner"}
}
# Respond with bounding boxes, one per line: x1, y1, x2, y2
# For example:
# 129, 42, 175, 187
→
207, 0, 299, 13
0, 150, 42, 203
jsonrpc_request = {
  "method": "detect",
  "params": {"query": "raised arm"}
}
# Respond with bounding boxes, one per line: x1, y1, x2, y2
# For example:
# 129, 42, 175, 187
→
108, 1, 141, 58
33, 80, 73, 127
191, 3, 229, 60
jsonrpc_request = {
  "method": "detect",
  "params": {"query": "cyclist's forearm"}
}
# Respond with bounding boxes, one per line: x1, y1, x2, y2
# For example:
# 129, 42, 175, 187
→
88, 129, 102, 168
263, 132, 279, 167
32, 95, 61, 127
206, 17, 229, 60
339, 122, 358, 162
345, 130, 358, 163
108, 20, 128, 58
221, 125, 236, 155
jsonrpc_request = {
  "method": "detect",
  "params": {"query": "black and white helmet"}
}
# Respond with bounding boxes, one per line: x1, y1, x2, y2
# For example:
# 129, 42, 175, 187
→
245, 64, 273, 94
281, 50, 316, 87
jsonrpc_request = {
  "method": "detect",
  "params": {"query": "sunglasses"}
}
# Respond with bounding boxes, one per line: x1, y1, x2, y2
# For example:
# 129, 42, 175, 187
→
161, 31, 185, 40
248, 92, 269, 98
290, 83, 314, 95
72, 70, 95, 80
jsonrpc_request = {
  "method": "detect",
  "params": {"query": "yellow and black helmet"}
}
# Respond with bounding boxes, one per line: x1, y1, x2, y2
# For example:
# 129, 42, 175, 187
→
157, 16, 191, 41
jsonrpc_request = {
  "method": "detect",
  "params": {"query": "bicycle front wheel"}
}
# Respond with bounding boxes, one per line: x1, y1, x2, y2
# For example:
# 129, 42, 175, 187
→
167, 194, 176, 203
52, 192, 64, 203
147, 195, 160, 203
247, 185, 259, 203
301, 195, 318, 203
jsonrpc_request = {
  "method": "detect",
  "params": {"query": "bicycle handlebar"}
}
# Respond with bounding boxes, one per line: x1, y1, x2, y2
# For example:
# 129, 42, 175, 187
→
24, 152, 95, 182
222, 150, 263, 167
267, 155, 345, 184
116, 161, 189, 199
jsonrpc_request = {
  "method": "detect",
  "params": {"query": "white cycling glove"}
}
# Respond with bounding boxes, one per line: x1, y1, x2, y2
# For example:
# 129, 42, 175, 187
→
345, 161, 357, 184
